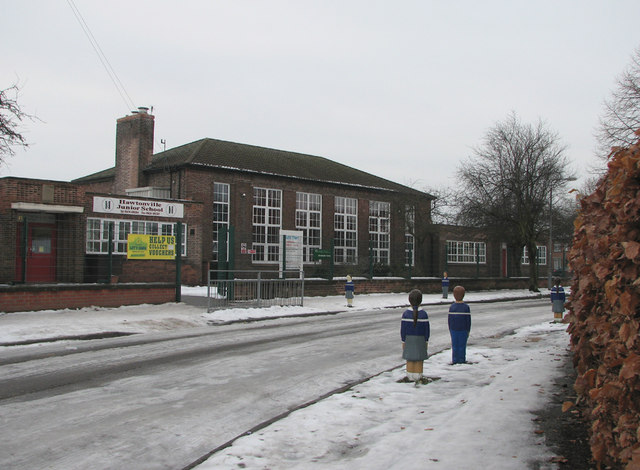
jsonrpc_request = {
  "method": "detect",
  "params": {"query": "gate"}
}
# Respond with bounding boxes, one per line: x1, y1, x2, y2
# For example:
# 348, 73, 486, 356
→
207, 270, 304, 312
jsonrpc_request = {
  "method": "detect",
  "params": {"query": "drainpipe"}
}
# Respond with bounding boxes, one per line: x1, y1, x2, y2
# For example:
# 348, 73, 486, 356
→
21, 216, 28, 283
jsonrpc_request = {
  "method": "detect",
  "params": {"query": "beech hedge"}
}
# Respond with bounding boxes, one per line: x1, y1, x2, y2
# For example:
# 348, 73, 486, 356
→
567, 137, 640, 469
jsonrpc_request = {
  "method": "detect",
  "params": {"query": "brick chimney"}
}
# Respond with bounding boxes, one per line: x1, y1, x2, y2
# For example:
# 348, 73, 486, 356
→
114, 107, 155, 194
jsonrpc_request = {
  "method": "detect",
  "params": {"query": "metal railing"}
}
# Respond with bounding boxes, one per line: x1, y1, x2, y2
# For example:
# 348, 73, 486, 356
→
207, 270, 304, 312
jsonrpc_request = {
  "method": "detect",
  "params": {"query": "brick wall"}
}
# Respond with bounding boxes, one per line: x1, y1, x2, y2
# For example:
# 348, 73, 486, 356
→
0, 283, 175, 313
0, 277, 541, 313
0, 178, 87, 284
56, 213, 85, 282
74, 179, 113, 194
180, 167, 434, 278
303, 276, 534, 297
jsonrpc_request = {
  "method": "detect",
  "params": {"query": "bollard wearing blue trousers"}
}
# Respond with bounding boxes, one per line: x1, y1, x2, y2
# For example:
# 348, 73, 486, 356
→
450, 330, 469, 364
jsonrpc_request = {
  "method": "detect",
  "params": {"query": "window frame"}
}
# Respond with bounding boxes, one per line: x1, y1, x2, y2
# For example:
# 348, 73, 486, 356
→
369, 200, 390, 265
295, 192, 322, 263
404, 205, 415, 267
334, 196, 358, 264
252, 187, 282, 263
212, 182, 230, 261
522, 245, 547, 265
446, 240, 487, 264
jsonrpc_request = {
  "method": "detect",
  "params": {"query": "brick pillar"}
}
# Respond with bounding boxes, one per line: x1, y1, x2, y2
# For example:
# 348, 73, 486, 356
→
114, 107, 155, 194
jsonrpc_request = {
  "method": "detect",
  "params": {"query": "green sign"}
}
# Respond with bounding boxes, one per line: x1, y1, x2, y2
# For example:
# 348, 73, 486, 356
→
313, 249, 332, 260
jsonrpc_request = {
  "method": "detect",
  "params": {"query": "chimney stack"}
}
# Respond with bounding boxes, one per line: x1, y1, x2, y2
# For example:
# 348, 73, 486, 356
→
114, 107, 155, 194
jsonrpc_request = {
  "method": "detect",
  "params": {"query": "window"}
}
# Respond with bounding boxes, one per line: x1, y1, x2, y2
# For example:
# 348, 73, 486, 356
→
369, 201, 390, 264
554, 257, 563, 270
522, 245, 547, 265
31, 227, 52, 254
334, 196, 357, 264
446, 240, 486, 264
296, 192, 322, 263
554, 242, 562, 253
212, 182, 230, 260
86, 218, 187, 256
86, 218, 110, 253
404, 205, 415, 266
252, 187, 281, 262
405, 234, 415, 266
161, 222, 187, 256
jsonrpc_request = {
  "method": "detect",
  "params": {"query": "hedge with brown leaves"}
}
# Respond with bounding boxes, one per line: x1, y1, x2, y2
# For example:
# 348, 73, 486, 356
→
567, 139, 640, 469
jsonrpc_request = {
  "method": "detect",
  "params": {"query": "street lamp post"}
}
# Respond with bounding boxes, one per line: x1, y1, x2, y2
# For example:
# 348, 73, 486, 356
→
548, 187, 554, 290
548, 177, 577, 290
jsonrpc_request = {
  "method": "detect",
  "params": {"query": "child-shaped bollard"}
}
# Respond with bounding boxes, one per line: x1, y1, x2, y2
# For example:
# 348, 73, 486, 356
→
442, 272, 449, 299
344, 275, 355, 308
448, 285, 471, 364
401, 289, 430, 381
550, 278, 566, 322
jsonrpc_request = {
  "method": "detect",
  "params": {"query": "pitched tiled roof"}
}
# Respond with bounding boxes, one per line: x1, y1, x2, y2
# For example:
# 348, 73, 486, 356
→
72, 166, 115, 183
147, 138, 432, 197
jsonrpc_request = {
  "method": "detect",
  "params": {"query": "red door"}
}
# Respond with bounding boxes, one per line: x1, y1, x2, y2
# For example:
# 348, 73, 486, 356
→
15, 223, 57, 282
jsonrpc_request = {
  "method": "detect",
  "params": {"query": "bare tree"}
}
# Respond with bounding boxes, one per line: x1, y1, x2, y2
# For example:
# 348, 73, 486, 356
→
424, 185, 458, 225
0, 83, 34, 165
595, 46, 640, 161
456, 112, 573, 291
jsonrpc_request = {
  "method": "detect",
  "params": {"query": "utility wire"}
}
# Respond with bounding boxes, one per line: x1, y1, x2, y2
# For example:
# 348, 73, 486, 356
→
66, 0, 136, 113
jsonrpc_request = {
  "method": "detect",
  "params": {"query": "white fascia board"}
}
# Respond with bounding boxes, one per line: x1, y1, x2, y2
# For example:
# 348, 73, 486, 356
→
11, 202, 85, 213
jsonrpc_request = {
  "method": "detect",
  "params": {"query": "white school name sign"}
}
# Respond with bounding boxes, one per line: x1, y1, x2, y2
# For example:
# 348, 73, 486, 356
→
93, 196, 184, 218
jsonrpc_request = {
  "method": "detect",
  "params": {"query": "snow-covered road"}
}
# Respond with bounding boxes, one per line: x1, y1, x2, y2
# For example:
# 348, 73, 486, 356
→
0, 297, 558, 469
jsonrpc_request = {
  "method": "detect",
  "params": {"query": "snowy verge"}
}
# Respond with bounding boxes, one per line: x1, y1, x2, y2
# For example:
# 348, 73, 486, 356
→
196, 322, 568, 470
0, 289, 551, 345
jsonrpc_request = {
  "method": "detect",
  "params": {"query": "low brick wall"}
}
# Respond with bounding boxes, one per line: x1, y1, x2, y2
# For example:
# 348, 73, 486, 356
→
0, 283, 176, 313
304, 277, 535, 297
1, 277, 544, 313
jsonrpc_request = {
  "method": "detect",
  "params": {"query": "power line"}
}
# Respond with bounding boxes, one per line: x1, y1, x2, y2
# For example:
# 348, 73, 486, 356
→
66, 0, 136, 113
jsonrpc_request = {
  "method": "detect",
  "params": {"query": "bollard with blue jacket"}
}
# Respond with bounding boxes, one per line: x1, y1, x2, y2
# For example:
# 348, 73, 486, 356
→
441, 272, 449, 299
550, 279, 566, 322
401, 289, 430, 381
448, 285, 471, 364
345, 275, 355, 307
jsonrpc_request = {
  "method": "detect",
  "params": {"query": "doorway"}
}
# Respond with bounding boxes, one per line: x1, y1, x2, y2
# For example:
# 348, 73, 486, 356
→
15, 221, 57, 282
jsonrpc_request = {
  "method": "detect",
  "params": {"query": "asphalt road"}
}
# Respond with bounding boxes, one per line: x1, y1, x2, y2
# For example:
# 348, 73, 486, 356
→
0, 298, 552, 470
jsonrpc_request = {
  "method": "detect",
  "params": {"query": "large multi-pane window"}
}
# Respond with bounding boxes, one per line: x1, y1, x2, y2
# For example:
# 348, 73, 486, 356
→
86, 218, 110, 254
86, 218, 187, 255
212, 182, 230, 260
369, 201, 390, 264
522, 245, 547, 265
446, 240, 486, 264
252, 187, 281, 262
296, 192, 322, 263
334, 196, 358, 264
404, 205, 415, 266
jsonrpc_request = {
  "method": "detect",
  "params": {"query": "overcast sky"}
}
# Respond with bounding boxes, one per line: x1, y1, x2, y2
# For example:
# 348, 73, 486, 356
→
3, 1, 640, 192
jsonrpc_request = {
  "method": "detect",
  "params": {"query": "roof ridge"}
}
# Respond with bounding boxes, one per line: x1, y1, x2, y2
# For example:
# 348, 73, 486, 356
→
197, 137, 416, 189
143, 137, 434, 199
202, 137, 327, 160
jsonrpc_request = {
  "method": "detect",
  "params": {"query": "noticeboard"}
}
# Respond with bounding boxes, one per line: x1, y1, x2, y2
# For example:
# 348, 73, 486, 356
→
280, 230, 303, 272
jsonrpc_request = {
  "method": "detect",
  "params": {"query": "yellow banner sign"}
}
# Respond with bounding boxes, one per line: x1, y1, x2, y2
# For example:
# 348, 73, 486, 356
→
127, 234, 176, 260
